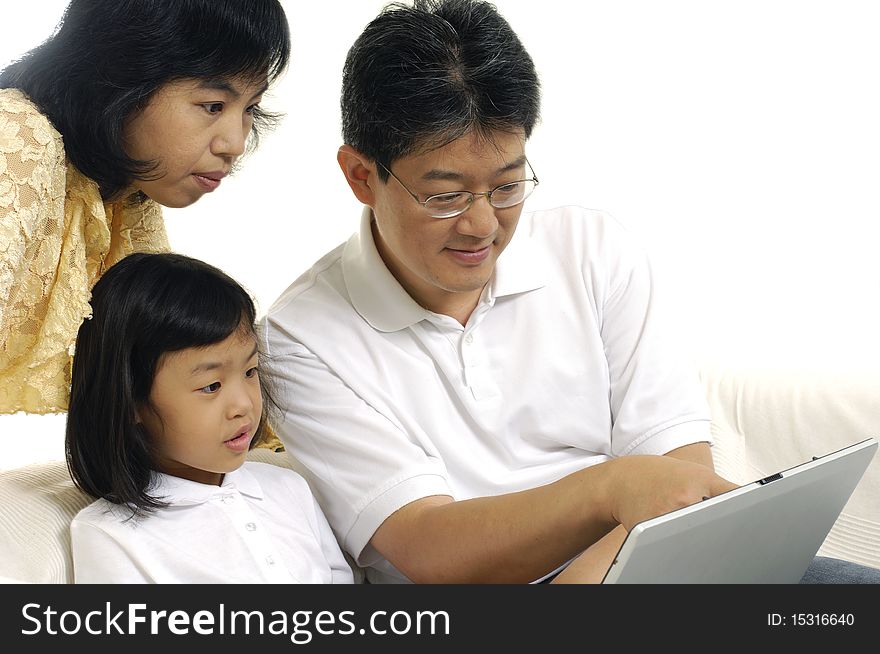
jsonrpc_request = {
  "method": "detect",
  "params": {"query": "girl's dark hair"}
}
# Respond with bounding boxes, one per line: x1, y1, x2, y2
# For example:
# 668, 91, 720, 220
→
341, 0, 540, 180
0, 0, 290, 200
66, 252, 277, 515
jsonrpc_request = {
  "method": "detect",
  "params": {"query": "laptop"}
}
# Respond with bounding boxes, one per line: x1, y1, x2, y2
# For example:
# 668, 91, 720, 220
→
601, 437, 878, 584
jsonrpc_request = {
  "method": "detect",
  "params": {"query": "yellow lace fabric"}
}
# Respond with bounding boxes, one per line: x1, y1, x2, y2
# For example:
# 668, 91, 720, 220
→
257, 424, 284, 452
0, 88, 170, 414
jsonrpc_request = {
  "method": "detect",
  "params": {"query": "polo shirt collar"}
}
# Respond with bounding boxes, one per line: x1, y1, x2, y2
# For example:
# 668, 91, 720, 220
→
151, 465, 264, 506
342, 207, 429, 332
342, 206, 547, 332
491, 214, 547, 299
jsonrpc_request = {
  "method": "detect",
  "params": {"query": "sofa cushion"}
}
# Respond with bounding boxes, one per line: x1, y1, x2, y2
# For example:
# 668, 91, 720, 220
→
0, 461, 91, 583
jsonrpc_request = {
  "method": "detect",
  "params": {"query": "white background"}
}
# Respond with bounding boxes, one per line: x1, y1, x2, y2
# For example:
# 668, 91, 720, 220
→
3, 0, 880, 469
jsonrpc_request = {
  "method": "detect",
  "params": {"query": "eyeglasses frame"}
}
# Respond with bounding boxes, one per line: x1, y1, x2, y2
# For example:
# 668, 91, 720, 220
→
376, 157, 539, 219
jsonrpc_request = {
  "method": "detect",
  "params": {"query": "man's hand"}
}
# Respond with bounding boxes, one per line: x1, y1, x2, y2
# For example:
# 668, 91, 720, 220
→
553, 442, 727, 583
603, 454, 738, 532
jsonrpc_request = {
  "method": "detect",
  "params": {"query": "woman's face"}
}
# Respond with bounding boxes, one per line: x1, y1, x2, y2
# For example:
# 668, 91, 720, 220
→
122, 76, 267, 208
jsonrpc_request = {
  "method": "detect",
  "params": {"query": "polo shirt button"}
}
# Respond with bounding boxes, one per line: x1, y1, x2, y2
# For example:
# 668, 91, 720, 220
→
222, 494, 235, 504
465, 333, 474, 344
266, 556, 276, 566
246, 522, 257, 531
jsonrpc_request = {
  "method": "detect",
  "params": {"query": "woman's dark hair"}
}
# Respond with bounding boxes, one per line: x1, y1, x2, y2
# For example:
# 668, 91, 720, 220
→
341, 0, 540, 180
0, 0, 290, 200
66, 252, 277, 515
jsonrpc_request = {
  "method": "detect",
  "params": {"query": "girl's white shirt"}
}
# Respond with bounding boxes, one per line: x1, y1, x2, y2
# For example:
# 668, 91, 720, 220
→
71, 461, 354, 584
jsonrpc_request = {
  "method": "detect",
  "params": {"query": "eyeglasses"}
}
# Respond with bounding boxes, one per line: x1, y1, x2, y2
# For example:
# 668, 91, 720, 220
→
377, 158, 539, 219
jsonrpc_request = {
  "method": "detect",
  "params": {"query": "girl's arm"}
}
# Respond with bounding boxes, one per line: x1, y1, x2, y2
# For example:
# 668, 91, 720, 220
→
70, 516, 152, 584
309, 493, 356, 584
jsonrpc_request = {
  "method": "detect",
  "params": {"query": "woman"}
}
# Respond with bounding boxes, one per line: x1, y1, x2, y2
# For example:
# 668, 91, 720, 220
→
0, 0, 290, 444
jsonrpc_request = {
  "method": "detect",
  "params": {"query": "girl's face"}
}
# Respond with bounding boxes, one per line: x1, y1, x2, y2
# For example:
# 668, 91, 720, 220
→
138, 328, 263, 485
122, 76, 267, 208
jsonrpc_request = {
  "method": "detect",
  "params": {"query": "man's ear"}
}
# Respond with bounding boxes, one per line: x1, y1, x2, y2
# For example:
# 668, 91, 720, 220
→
337, 145, 377, 206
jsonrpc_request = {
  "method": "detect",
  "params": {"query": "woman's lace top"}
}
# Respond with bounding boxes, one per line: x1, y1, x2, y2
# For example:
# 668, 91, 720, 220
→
1, 88, 170, 414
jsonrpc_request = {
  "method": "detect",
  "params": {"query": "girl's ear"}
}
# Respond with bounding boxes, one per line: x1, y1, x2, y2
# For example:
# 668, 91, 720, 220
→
337, 145, 377, 207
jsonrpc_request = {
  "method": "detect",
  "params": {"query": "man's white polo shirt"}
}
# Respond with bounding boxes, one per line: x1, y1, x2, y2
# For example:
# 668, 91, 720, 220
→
71, 462, 354, 583
263, 205, 711, 584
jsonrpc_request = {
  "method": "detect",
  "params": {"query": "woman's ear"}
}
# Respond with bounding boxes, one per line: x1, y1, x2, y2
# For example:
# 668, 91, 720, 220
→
337, 145, 377, 207
134, 401, 152, 426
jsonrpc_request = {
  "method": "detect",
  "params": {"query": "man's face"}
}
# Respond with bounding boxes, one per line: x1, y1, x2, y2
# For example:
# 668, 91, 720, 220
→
370, 129, 528, 319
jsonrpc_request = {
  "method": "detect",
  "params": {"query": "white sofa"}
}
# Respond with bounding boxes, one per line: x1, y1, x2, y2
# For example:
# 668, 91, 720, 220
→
1, 363, 878, 583
700, 361, 879, 570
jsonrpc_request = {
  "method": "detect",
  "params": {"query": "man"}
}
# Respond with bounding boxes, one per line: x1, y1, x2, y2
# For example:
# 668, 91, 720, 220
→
262, 0, 751, 584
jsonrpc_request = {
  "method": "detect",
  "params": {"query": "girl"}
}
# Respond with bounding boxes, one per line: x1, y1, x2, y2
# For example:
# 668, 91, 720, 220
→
0, 1, 290, 428
66, 252, 353, 583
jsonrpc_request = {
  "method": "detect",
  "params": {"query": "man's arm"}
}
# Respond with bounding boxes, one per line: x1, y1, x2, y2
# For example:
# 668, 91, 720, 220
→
550, 442, 715, 584
370, 446, 734, 583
